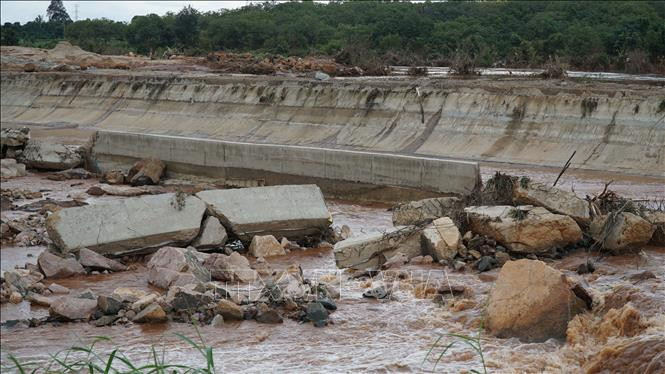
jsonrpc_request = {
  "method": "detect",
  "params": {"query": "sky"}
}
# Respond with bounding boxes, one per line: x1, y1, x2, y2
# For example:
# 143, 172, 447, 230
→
0, 1, 256, 24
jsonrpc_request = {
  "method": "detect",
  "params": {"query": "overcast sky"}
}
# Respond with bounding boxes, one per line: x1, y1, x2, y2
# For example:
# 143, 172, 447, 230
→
1, 1, 257, 24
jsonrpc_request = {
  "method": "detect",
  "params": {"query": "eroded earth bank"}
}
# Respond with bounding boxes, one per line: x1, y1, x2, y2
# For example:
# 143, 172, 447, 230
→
1, 43, 665, 373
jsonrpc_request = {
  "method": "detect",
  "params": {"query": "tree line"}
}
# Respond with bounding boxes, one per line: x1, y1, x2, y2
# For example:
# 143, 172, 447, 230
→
2, 0, 664, 73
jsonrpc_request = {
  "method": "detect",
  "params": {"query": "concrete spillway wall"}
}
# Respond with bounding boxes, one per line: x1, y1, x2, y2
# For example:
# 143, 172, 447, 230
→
92, 130, 480, 196
1, 72, 664, 177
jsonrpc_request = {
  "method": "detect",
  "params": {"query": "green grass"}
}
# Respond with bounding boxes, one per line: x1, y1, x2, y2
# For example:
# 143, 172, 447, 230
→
422, 322, 488, 374
3, 326, 217, 374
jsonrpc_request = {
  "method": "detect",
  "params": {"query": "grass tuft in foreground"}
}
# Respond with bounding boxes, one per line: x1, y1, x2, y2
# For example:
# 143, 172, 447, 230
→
4, 326, 217, 374
422, 322, 488, 374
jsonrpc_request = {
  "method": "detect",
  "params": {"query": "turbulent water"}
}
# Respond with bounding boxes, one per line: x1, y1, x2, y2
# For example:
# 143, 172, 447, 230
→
1, 168, 664, 373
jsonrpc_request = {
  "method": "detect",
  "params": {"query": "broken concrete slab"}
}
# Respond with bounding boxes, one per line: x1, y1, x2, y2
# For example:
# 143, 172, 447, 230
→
421, 217, 460, 262
196, 185, 330, 241
513, 181, 590, 224
392, 197, 463, 226
85, 184, 165, 197
465, 205, 582, 253
18, 140, 82, 170
333, 226, 422, 270
46, 193, 206, 255
192, 216, 227, 250
590, 212, 655, 252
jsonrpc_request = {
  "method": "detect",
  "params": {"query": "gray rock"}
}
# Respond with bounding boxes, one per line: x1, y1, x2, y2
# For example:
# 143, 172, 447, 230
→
78, 248, 127, 272
46, 193, 207, 255
306, 302, 328, 327
192, 216, 227, 250
203, 252, 258, 283
392, 197, 463, 226
196, 185, 330, 241
314, 71, 330, 81
3, 269, 43, 295
49, 296, 98, 321
18, 140, 82, 170
477, 256, 498, 272
1, 158, 27, 178
169, 288, 213, 312
38, 250, 85, 278
93, 315, 118, 327
210, 314, 224, 327
362, 286, 389, 299
333, 226, 422, 270
48, 283, 70, 294
97, 295, 123, 315
26, 292, 52, 307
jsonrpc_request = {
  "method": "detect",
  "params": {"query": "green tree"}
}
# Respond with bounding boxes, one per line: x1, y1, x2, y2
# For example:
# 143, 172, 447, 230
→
46, 0, 71, 24
174, 5, 200, 49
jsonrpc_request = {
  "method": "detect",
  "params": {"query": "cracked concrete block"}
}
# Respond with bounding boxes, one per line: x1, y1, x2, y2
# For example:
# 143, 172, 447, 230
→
46, 193, 206, 255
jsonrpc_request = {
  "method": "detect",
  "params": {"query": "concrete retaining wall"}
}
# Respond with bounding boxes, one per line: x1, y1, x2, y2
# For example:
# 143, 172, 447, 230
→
92, 131, 480, 195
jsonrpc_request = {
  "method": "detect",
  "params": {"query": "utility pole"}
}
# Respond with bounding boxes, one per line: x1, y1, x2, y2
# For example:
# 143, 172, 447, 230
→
74, 3, 79, 21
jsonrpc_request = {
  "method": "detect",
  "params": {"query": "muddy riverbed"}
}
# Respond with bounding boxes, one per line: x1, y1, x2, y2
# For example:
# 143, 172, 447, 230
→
1, 169, 664, 373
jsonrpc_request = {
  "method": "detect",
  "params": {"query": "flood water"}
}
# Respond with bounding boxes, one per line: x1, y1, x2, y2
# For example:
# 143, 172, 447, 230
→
1, 169, 664, 372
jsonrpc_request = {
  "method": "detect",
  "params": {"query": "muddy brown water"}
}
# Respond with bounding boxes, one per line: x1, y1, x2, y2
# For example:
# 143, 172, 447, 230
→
1, 170, 664, 372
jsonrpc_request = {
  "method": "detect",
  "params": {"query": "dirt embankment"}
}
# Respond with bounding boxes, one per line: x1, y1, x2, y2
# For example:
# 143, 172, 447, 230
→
2, 69, 664, 177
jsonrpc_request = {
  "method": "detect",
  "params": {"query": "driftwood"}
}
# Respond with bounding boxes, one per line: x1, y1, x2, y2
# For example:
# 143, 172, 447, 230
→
553, 150, 576, 187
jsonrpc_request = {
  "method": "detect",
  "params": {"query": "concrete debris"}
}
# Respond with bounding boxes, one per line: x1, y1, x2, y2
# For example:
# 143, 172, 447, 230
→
1, 158, 27, 179
486, 259, 587, 342
513, 181, 590, 224
49, 295, 98, 321
392, 197, 463, 226
1, 127, 30, 147
203, 251, 258, 283
3, 268, 44, 295
248, 235, 286, 257
38, 250, 86, 278
46, 192, 207, 255
382, 252, 408, 269
421, 217, 460, 262
333, 226, 421, 270
18, 140, 82, 170
127, 158, 165, 186
78, 248, 127, 272
196, 185, 330, 241
465, 205, 582, 253
590, 212, 655, 252
192, 216, 227, 250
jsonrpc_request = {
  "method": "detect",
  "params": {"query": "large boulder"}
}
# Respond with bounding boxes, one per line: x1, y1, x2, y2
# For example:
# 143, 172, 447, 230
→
196, 185, 330, 241
1, 158, 27, 178
486, 259, 587, 342
18, 140, 82, 170
421, 217, 460, 262
589, 212, 655, 252
513, 181, 590, 224
38, 250, 86, 278
127, 159, 165, 186
46, 193, 206, 255
333, 226, 422, 270
192, 216, 227, 250
49, 295, 98, 321
78, 248, 127, 272
248, 235, 285, 257
465, 206, 582, 253
392, 197, 463, 226
203, 252, 258, 283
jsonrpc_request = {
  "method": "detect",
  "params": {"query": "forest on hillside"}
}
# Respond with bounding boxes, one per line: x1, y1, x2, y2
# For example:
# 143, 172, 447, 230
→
2, 0, 664, 73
